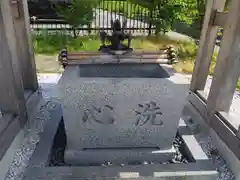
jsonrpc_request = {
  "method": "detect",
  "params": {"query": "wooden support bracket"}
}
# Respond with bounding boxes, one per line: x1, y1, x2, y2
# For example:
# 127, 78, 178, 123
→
11, 0, 21, 18
212, 11, 228, 27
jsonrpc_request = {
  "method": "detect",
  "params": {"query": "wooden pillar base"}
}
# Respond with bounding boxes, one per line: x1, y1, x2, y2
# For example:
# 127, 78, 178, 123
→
0, 0, 28, 126
12, 0, 38, 90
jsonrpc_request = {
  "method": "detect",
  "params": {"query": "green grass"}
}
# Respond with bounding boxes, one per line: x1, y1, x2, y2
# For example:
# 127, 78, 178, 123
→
33, 31, 191, 54
33, 32, 101, 54
237, 81, 240, 91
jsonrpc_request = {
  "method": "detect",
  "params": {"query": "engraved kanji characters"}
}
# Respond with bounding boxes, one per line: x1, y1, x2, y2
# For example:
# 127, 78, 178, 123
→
82, 104, 115, 125
134, 101, 163, 126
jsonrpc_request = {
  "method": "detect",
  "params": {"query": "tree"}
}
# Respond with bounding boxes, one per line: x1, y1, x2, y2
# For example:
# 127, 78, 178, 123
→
195, 0, 206, 30
54, 0, 100, 38
129, 0, 198, 34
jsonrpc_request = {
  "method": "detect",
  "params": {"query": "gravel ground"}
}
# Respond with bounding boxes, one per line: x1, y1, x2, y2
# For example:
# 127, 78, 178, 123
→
197, 136, 235, 180
4, 73, 237, 180
4, 74, 61, 180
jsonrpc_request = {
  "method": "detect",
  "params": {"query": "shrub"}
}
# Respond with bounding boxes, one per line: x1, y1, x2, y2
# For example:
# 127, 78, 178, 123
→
177, 42, 198, 59
54, 0, 100, 38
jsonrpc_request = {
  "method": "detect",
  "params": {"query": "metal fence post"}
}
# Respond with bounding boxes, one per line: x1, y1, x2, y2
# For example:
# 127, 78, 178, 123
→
148, 10, 153, 36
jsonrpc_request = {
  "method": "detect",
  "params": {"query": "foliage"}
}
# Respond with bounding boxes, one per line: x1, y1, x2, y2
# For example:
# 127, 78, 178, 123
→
177, 42, 198, 59
99, 0, 148, 18
53, 0, 99, 38
33, 31, 67, 54
196, 0, 205, 17
129, 0, 199, 34
225, 0, 232, 12
237, 80, 240, 91
208, 52, 217, 75
99, 0, 203, 36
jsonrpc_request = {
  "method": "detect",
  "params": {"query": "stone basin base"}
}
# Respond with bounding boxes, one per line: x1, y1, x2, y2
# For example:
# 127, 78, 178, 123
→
23, 101, 217, 180
65, 147, 175, 166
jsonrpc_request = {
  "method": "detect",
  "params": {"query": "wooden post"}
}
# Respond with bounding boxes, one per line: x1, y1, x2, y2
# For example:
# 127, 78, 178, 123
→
207, 0, 240, 113
11, 0, 38, 90
0, 0, 28, 126
190, 0, 226, 91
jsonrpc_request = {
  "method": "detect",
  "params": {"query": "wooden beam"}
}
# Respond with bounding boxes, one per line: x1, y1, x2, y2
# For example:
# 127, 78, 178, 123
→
218, 112, 240, 133
68, 54, 169, 61
187, 91, 207, 120
0, 116, 21, 160
66, 50, 171, 62
190, 0, 227, 91
0, 0, 28, 126
0, 114, 16, 136
67, 58, 170, 65
11, 0, 38, 90
237, 126, 240, 139
207, 0, 240, 113
213, 12, 228, 27
211, 114, 240, 160
68, 50, 168, 57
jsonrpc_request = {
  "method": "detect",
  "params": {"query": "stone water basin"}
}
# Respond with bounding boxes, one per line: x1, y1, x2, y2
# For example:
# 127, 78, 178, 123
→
58, 64, 188, 165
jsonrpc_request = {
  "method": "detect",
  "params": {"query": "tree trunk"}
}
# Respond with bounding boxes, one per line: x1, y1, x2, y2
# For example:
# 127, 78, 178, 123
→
197, 0, 205, 30
148, 10, 153, 36
72, 27, 78, 38
88, 24, 91, 35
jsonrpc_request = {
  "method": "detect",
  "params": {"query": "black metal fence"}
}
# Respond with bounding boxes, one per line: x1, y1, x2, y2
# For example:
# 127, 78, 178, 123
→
29, 0, 155, 36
